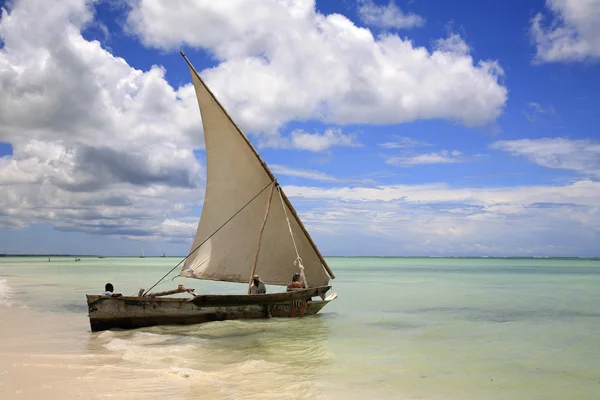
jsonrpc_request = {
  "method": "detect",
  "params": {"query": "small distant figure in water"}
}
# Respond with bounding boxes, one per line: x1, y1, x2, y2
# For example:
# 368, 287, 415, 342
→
249, 275, 266, 295
287, 273, 307, 318
103, 283, 122, 297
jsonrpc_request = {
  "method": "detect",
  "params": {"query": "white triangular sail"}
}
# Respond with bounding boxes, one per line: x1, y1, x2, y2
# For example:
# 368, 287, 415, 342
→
180, 58, 332, 287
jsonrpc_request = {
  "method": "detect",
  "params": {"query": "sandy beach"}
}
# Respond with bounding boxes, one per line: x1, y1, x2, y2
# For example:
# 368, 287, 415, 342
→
0, 306, 235, 400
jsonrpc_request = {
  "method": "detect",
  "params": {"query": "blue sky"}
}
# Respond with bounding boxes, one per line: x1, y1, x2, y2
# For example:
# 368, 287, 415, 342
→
0, 0, 599, 257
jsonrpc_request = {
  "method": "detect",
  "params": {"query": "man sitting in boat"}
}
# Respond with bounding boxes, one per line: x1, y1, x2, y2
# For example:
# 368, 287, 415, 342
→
249, 275, 266, 295
103, 283, 122, 297
286, 273, 306, 291
286, 273, 308, 317
250, 275, 271, 317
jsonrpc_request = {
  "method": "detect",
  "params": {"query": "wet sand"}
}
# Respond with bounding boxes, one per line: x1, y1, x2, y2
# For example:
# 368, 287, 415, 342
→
0, 307, 91, 398
0, 308, 218, 400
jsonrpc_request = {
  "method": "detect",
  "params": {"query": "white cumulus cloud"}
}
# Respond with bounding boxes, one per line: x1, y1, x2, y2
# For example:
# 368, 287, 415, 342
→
531, 0, 600, 63
0, 0, 205, 241
126, 0, 507, 137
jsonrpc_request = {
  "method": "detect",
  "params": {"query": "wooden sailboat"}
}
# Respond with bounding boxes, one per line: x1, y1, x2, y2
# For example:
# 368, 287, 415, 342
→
86, 52, 337, 332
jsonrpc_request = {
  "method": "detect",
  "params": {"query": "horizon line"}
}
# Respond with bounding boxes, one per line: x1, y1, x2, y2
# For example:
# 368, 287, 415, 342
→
1, 254, 599, 260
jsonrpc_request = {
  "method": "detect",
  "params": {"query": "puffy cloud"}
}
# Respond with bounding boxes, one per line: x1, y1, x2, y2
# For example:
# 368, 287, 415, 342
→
531, 0, 600, 63
126, 0, 507, 136
0, 2, 202, 148
0, 150, 203, 239
0, 140, 204, 240
491, 137, 600, 177
0, 0, 204, 241
357, 0, 424, 29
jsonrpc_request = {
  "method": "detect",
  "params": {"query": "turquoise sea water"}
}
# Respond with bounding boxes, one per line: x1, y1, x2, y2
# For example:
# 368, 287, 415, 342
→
1, 256, 599, 399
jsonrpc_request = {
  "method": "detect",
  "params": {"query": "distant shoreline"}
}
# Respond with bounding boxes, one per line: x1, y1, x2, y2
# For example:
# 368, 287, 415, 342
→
1, 254, 598, 260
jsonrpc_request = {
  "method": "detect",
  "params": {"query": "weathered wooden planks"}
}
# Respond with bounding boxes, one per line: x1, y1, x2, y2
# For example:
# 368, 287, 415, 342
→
86, 289, 336, 331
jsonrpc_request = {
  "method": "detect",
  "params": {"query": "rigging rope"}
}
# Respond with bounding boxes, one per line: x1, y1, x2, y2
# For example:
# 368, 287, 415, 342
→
277, 185, 308, 288
142, 180, 276, 296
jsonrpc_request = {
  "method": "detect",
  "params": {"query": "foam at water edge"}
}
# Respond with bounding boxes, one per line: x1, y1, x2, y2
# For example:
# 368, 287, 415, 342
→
0, 278, 13, 307
168, 367, 197, 379
103, 335, 197, 365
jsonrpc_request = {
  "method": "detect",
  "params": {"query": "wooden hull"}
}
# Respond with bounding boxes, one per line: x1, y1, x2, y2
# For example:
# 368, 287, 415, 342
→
86, 287, 337, 332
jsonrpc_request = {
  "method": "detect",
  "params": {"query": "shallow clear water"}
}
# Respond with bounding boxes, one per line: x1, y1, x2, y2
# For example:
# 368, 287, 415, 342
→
1, 256, 599, 399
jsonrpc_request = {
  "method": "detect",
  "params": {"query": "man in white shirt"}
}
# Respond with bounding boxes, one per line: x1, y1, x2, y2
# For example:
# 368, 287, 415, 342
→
103, 283, 121, 297
249, 275, 271, 318
249, 275, 266, 295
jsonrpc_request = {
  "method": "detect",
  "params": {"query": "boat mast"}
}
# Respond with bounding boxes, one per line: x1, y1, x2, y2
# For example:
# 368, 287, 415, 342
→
247, 181, 276, 294
180, 51, 335, 280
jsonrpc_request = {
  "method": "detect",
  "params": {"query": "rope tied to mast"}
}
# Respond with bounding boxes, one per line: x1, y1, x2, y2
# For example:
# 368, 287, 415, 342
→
277, 185, 308, 288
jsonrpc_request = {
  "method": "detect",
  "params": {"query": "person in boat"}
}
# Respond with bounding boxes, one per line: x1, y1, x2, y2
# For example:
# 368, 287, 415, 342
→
249, 275, 271, 318
103, 283, 122, 297
286, 273, 306, 291
249, 275, 266, 295
287, 273, 307, 318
